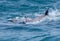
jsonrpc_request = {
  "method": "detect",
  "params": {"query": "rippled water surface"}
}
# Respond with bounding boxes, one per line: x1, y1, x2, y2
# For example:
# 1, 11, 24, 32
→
0, 0, 60, 41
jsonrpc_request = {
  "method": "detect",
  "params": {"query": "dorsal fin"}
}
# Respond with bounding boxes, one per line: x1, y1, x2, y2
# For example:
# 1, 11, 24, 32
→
45, 8, 49, 16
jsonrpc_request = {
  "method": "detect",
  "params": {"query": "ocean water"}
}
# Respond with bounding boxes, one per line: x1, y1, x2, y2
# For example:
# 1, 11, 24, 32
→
0, 0, 60, 41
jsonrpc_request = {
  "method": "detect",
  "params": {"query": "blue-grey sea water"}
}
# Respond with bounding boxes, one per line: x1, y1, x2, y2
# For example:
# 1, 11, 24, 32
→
0, 0, 60, 41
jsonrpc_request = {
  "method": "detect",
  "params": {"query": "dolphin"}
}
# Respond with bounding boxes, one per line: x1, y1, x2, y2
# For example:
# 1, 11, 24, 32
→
8, 8, 49, 24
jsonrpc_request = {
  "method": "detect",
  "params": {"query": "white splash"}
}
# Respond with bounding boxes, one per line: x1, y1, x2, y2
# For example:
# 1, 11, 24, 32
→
47, 9, 60, 21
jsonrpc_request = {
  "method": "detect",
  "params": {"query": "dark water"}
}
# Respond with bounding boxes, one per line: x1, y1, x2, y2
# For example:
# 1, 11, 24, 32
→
0, 0, 60, 41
